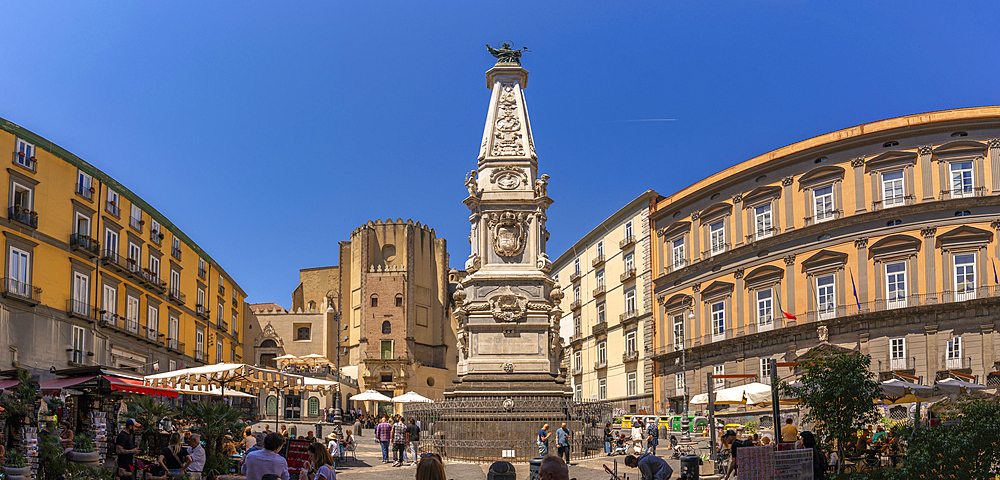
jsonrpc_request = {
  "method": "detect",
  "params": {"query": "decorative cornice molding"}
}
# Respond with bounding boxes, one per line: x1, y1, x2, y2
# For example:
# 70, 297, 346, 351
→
850, 157, 866, 168
854, 237, 868, 249
920, 227, 937, 237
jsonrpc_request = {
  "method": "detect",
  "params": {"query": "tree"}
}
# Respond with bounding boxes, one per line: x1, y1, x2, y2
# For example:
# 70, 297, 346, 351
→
122, 395, 176, 456
780, 350, 882, 473
179, 401, 246, 477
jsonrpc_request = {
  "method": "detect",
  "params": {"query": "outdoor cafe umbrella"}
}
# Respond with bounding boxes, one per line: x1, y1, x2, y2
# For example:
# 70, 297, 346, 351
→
391, 391, 433, 403
352, 390, 392, 402
690, 383, 772, 405
880, 378, 934, 404
298, 354, 331, 366
934, 377, 987, 395
274, 354, 300, 365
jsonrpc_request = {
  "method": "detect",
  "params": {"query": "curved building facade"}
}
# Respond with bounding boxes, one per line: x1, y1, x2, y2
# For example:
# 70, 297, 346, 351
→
651, 106, 1000, 414
0, 118, 247, 380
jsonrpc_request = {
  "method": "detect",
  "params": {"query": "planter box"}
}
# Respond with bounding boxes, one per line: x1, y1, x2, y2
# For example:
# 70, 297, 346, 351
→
68, 450, 101, 464
4, 466, 30, 477
700, 459, 715, 475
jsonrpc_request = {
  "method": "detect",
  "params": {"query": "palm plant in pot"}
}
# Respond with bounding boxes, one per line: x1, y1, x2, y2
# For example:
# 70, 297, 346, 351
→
4, 448, 30, 479
68, 434, 100, 465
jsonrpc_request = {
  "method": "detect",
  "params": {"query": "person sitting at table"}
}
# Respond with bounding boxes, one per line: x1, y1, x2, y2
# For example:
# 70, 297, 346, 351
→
343, 430, 355, 456
159, 433, 192, 477
59, 421, 75, 451
871, 425, 887, 445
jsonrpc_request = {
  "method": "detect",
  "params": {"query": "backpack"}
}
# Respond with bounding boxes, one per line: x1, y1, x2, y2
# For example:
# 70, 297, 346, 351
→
647, 422, 659, 438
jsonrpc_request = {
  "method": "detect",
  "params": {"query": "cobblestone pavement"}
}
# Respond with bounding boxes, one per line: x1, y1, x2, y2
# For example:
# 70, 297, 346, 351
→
334, 437, 702, 480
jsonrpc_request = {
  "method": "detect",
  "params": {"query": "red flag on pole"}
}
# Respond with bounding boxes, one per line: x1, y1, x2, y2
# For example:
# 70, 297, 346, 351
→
776, 292, 796, 320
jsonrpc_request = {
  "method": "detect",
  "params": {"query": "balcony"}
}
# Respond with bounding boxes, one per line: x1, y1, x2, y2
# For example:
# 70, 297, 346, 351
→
231, 331, 239, 343
8, 206, 37, 228
167, 338, 185, 354
125, 257, 142, 277
703, 244, 731, 259
619, 309, 638, 324
664, 259, 687, 275
620, 268, 636, 282
220, 319, 229, 332
941, 186, 987, 200
101, 313, 148, 341
219, 285, 226, 296
195, 350, 206, 362
570, 300, 582, 311
168, 287, 186, 306
803, 210, 843, 226
622, 350, 639, 363
569, 271, 582, 283
569, 332, 584, 346
139, 269, 165, 293
594, 360, 608, 370
592, 321, 607, 336
106, 200, 119, 216
2, 278, 40, 305
172, 246, 182, 260
872, 195, 916, 211
102, 249, 127, 273
146, 327, 159, 343
66, 300, 97, 322
13, 151, 36, 171
593, 285, 606, 297
196, 304, 210, 321
149, 229, 163, 245
944, 356, 969, 370
129, 215, 143, 232
747, 227, 780, 243
198, 267, 207, 279
592, 254, 606, 267
572, 364, 583, 376
620, 235, 636, 249
70, 233, 100, 258
76, 182, 93, 200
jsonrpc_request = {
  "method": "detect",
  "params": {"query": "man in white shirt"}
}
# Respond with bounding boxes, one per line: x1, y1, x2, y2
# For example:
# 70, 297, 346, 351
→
242, 433, 290, 480
185, 434, 207, 478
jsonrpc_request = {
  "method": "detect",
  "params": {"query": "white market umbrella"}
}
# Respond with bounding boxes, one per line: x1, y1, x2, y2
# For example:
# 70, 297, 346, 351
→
174, 386, 255, 398
352, 390, 393, 402
392, 391, 433, 403
145, 363, 305, 393
935, 378, 987, 395
719, 382, 773, 405
298, 354, 330, 365
881, 379, 934, 404
274, 354, 300, 365
689, 393, 709, 405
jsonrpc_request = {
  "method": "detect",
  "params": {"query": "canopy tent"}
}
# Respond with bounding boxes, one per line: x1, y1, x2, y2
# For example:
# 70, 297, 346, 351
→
41, 374, 177, 398
880, 379, 934, 404
273, 354, 300, 365
174, 386, 256, 398
352, 390, 393, 402
690, 382, 773, 405
298, 354, 331, 366
934, 377, 987, 395
0, 379, 19, 391
392, 391, 433, 403
144, 363, 305, 394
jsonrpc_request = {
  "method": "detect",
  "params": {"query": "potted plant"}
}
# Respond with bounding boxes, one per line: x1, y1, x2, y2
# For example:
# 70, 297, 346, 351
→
88, 187, 95, 194
4, 448, 30, 479
158, 233, 165, 239
68, 434, 100, 464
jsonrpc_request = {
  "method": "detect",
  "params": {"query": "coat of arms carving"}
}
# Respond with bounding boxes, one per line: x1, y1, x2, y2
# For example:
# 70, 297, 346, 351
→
489, 210, 528, 257
489, 287, 529, 322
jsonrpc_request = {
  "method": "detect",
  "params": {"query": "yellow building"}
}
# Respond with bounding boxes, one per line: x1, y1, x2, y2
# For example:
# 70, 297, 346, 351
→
651, 106, 1000, 422
552, 190, 660, 411
0, 118, 246, 379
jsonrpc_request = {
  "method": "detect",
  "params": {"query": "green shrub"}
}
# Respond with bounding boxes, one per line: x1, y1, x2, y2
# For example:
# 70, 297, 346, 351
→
73, 434, 96, 453
5, 449, 27, 468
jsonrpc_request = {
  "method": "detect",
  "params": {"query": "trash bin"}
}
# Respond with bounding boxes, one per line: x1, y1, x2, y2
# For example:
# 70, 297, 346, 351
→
528, 457, 543, 480
680, 455, 700, 480
487, 461, 515, 480
314, 422, 323, 439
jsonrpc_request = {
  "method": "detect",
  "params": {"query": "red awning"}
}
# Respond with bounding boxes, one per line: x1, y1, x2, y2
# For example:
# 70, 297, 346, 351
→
0, 379, 19, 390
103, 376, 178, 398
39, 376, 98, 396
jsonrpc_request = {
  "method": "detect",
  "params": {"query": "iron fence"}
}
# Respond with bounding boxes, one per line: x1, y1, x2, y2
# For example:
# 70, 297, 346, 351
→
405, 397, 613, 462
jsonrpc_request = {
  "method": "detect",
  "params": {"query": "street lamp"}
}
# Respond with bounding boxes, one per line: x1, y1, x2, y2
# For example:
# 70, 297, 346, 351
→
326, 290, 342, 440
680, 308, 694, 442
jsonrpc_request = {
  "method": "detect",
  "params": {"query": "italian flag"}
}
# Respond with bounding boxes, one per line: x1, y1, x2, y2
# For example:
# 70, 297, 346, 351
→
776, 292, 796, 320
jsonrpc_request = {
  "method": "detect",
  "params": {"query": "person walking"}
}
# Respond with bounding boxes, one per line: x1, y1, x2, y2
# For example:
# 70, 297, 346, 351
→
242, 433, 290, 480
537, 424, 552, 457
375, 417, 392, 463
186, 434, 206, 478
645, 419, 659, 456
630, 419, 645, 455
391, 416, 408, 466
407, 418, 420, 466
625, 453, 673, 480
781, 418, 798, 444
116, 419, 142, 480
603, 423, 613, 456
556, 423, 571, 465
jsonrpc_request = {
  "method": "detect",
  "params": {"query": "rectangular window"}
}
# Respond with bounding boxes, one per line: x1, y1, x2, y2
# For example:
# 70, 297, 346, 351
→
946, 336, 962, 368
598, 379, 607, 400
950, 161, 974, 198
574, 258, 580, 274
596, 269, 605, 288
72, 326, 86, 364
954, 253, 976, 301
886, 261, 908, 309
624, 252, 634, 272
102, 284, 117, 323
216, 341, 223, 364
760, 357, 772, 384
11, 182, 32, 213
126, 296, 140, 333
882, 170, 905, 207
625, 288, 636, 313
675, 372, 685, 392
172, 237, 181, 260
625, 330, 636, 353
150, 218, 161, 244
671, 237, 685, 268
127, 242, 141, 274
381, 340, 392, 359
575, 384, 582, 402
199, 258, 207, 279
197, 288, 206, 309
168, 359, 176, 371
76, 170, 93, 199
597, 241, 604, 258
219, 274, 225, 295
231, 347, 236, 363
624, 221, 633, 239
813, 185, 835, 222
232, 313, 238, 335
196, 329, 205, 359
148, 255, 160, 278
756, 288, 774, 331
817, 274, 836, 320
106, 189, 120, 215
75, 213, 91, 236
627, 372, 637, 396
597, 341, 607, 365
72, 273, 90, 315
130, 204, 143, 230
170, 270, 180, 293
713, 365, 725, 389
147, 305, 159, 341
710, 221, 726, 255
15, 138, 35, 169
711, 301, 726, 340
597, 302, 606, 323
754, 203, 773, 239
673, 314, 684, 351
890, 338, 906, 370
218, 301, 224, 324
8, 247, 30, 296
573, 285, 581, 303
168, 315, 179, 348
574, 314, 581, 336
573, 350, 582, 373
104, 228, 119, 256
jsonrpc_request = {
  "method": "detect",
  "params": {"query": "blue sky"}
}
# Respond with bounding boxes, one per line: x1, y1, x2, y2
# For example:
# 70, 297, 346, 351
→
4, 2, 999, 305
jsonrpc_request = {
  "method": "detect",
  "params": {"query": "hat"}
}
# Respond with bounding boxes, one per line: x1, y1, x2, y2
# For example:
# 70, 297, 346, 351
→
723, 429, 737, 437
126, 419, 141, 428
327, 432, 337, 440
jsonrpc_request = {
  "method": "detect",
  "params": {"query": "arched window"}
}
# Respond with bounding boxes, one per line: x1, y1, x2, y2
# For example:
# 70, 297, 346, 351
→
260, 339, 277, 348
371, 295, 378, 307
308, 300, 316, 310
395, 294, 403, 307
382, 320, 391, 334
307, 397, 320, 416
297, 327, 310, 340
266, 395, 277, 415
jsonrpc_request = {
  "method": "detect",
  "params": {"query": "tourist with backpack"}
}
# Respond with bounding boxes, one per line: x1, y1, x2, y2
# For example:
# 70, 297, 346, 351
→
645, 419, 659, 456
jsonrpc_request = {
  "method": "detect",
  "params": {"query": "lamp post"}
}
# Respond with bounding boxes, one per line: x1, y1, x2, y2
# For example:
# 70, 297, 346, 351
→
680, 308, 694, 442
326, 290, 342, 440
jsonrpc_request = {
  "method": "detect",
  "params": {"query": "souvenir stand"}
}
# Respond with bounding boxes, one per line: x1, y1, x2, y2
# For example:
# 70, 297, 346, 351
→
284, 438, 311, 480
0, 370, 40, 478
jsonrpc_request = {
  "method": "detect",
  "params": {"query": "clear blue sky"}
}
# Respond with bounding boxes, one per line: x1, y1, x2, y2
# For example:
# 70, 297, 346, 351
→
4, 2, 999, 305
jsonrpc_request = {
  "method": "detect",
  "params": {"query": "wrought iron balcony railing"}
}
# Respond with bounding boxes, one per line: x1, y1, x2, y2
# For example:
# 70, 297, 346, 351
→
620, 235, 636, 249
70, 233, 100, 257
8, 206, 37, 228
2, 278, 40, 304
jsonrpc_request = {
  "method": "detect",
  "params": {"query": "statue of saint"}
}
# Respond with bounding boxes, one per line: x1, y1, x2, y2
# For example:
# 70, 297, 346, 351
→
486, 42, 529, 65
465, 170, 480, 197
